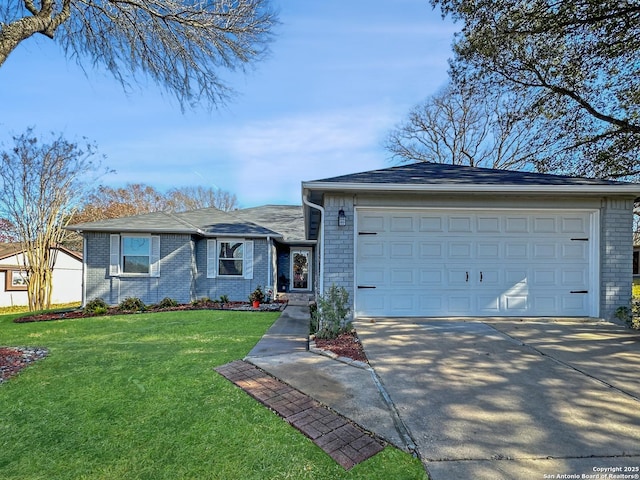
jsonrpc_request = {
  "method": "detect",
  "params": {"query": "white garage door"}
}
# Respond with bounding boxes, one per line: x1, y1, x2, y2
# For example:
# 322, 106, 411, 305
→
355, 209, 597, 317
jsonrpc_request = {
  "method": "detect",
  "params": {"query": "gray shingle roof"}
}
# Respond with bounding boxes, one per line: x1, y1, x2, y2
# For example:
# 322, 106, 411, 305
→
233, 205, 308, 243
66, 205, 306, 241
308, 162, 636, 187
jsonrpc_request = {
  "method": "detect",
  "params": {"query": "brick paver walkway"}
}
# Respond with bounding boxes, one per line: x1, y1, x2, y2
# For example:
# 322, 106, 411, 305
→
215, 360, 385, 469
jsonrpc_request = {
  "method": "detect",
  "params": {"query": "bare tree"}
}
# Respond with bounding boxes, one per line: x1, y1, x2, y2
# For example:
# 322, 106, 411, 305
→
386, 83, 546, 170
0, 218, 17, 242
0, 0, 277, 109
0, 129, 101, 310
166, 186, 239, 212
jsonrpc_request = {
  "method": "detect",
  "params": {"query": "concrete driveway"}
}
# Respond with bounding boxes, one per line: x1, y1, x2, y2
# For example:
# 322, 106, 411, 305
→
355, 317, 640, 479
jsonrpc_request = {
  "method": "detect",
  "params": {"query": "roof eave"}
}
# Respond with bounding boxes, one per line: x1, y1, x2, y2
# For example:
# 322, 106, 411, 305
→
302, 182, 640, 195
69, 227, 283, 239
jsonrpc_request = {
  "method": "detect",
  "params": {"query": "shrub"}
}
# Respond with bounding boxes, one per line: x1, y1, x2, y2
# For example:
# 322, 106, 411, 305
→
632, 297, 640, 330
311, 284, 351, 340
83, 298, 109, 315
118, 297, 146, 312
157, 297, 178, 309
219, 294, 230, 304
616, 297, 640, 330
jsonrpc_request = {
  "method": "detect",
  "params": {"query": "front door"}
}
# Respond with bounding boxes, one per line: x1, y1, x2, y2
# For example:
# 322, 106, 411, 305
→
290, 248, 312, 291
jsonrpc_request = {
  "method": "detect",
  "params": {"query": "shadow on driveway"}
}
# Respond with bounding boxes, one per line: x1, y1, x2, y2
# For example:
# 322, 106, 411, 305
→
355, 317, 640, 480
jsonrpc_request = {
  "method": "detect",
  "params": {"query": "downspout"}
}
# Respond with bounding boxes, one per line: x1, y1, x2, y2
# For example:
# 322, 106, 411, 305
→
266, 236, 272, 299
303, 191, 325, 296
82, 233, 87, 307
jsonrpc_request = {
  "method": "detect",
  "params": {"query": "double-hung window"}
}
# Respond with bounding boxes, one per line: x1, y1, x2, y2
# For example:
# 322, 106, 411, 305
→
109, 234, 160, 277
206, 239, 253, 279
218, 241, 244, 276
122, 236, 151, 274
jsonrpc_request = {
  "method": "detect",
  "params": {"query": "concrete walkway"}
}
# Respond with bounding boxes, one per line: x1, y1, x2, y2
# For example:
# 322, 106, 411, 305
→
244, 304, 413, 451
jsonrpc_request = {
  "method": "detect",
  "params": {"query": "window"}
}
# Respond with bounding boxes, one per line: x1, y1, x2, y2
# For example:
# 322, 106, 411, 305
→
109, 234, 160, 277
4, 269, 28, 291
122, 236, 151, 274
634, 249, 639, 276
206, 239, 253, 279
218, 241, 244, 276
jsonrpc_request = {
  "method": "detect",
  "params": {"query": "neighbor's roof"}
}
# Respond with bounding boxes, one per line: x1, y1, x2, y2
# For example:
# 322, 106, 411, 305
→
66, 205, 307, 241
302, 162, 640, 195
0, 243, 82, 261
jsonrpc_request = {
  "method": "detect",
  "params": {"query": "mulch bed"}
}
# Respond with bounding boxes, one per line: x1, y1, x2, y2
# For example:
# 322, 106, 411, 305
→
314, 331, 369, 363
13, 301, 287, 323
0, 347, 48, 384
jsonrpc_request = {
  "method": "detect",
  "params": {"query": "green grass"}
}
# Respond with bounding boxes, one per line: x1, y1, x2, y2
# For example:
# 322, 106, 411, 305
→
0, 310, 426, 480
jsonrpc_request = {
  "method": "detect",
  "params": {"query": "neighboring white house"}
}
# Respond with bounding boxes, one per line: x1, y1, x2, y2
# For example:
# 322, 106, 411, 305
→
0, 243, 83, 307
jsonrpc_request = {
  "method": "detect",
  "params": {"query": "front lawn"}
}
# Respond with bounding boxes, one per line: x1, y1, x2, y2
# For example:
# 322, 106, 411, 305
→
0, 310, 425, 480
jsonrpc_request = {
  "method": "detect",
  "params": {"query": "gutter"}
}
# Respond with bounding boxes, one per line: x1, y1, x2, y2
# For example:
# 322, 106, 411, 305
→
302, 191, 325, 296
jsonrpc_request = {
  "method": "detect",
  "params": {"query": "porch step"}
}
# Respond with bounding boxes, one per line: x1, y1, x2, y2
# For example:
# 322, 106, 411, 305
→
277, 292, 315, 306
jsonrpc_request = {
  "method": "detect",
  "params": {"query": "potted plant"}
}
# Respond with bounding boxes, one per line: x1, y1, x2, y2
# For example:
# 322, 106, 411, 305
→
249, 285, 265, 308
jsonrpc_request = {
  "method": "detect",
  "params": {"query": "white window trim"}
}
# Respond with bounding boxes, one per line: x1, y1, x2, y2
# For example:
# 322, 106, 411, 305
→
109, 234, 160, 277
207, 238, 254, 279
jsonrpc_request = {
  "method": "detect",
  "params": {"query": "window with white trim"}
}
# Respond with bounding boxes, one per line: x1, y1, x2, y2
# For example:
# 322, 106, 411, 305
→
122, 236, 151, 274
218, 241, 244, 276
634, 248, 639, 276
206, 239, 253, 279
109, 234, 160, 277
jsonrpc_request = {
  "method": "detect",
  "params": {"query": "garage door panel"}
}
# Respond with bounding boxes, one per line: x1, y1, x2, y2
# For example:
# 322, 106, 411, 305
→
561, 269, 588, 286
533, 243, 557, 259
477, 242, 500, 259
449, 216, 473, 232
505, 243, 529, 259
359, 268, 385, 284
391, 269, 414, 284
562, 243, 588, 259
506, 217, 529, 233
390, 242, 414, 258
449, 243, 472, 258
390, 216, 414, 232
355, 209, 594, 317
448, 269, 470, 287
534, 217, 557, 233
448, 295, 473, 314
477, 295, 500, 314
419, 216, 444, 232
562, 216, 588, 233
358, 214, 386, 232
562, 294, 589, 314
420, 295, 444, 312
477, 216, 501, 233
420, 242, 443, 258
420, 268, 443, 284
360, 240, 385, 258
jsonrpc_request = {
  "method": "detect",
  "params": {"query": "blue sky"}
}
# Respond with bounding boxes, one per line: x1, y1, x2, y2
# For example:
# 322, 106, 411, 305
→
0, 1, 457, 207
